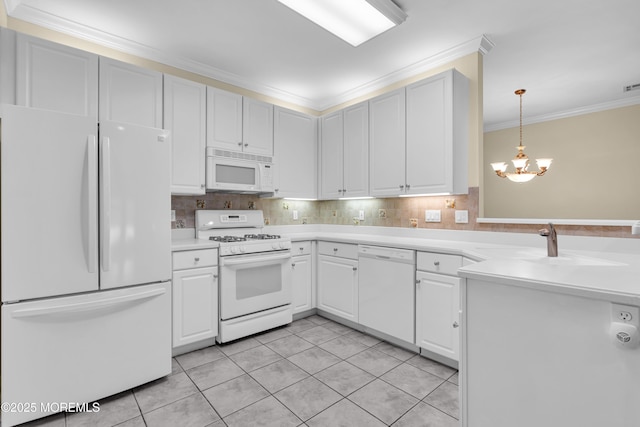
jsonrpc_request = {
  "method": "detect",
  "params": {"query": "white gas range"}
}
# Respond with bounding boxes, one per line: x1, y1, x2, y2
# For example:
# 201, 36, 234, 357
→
195, 210, 292, 343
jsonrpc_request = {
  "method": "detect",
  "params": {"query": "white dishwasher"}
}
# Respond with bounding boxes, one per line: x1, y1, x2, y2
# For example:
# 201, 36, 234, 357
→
358, 245, 416, 343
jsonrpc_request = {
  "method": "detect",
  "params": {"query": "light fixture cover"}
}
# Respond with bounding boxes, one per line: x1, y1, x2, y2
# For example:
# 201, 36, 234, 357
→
277, 0, 407, 46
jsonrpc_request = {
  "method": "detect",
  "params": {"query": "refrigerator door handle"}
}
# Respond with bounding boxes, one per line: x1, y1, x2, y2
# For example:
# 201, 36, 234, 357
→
10, 287, 166, 319
87, 135, 98, 273
101, 136, 112, 272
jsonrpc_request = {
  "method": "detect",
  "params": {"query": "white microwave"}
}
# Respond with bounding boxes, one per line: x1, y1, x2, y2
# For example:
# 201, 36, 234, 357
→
206, 148, 275, 193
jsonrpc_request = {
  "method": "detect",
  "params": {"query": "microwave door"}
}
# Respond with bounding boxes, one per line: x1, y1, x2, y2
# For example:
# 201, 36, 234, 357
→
206, 158, 260, 191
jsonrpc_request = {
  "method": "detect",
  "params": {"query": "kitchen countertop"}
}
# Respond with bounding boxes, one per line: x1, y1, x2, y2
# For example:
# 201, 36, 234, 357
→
172, 225, 640, 304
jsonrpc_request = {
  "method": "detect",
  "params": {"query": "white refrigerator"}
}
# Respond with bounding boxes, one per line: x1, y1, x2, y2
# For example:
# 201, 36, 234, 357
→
1, 105, 172, 427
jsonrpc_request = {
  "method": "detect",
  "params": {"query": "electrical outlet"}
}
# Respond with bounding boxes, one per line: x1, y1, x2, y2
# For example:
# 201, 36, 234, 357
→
425, 210, 441, 222
293, 210, 299, 220
455, 210, 469, 224
170, 210, 176, 222
612, 303, 639, 325
359, 210, 365, 221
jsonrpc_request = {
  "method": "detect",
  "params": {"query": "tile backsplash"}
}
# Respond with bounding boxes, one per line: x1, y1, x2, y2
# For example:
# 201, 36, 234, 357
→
172, 188, 637, 238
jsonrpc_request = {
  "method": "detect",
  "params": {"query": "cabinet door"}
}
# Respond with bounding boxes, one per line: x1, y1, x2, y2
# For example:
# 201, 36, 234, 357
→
291, 254, 312, 314
16, 33, 98, 118
319, 110, 344, 199
416, 271, 460, 361
406, 70, 469, 195
343, 102, 369, 198
369, 89, 406, 197
99, 57, 163, 127
172, 267, 218, 347
206, 87, 243, 151
317, 255, 358, 322
164, 75, 206, 195
243, 97, 274, 156
406, 73, 449, 195
274, 107, 317, 198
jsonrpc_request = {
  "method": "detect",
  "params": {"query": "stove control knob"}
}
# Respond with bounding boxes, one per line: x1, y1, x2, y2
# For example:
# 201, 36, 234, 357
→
231, 246, 238, 254
272, 243, 279, 250
240, 246, 246, 253
279, 242, 286, 249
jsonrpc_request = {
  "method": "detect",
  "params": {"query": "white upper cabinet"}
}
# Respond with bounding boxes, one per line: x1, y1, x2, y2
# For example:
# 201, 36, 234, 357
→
369, 70, 469, 197
273, 106, 317, 199
406, 69, 469, 195
369, 88, 406, 197
319, 102, 368, 200
243, 97, 274, 156
319, 110, 343, 200
14, 32, 98, 118
99, 57, 163, 128
343, 102, 369, 198
206, 87, 243, 150
207, 88, 274, 157
164, 75, 207, 195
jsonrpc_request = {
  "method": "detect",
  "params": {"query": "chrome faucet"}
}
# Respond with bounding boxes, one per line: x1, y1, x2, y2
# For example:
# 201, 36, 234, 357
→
539, 223, 558, 257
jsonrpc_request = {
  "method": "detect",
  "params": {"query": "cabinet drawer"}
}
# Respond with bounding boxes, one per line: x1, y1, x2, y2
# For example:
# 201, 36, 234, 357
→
318, 241, 358, 260
172, 249, 218, 270
291, 241, 312, 256
417, 252, 462, 276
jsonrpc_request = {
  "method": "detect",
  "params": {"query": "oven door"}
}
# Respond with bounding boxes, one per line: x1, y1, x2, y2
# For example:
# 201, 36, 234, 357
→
219, 251, 292, 320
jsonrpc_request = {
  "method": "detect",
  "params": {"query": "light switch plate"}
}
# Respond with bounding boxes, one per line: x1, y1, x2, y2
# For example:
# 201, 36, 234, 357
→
359, 210, 365, 220
293, 210, 299, 220
455, 210, 469, 223
425, 210, 441, 222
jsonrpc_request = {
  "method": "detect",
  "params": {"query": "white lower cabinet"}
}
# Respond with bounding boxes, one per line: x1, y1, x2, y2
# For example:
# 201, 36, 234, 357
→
317, 242, 358, 322
172, 249, 218, 348
291, 241, 313, 315
415, 252, 464, 361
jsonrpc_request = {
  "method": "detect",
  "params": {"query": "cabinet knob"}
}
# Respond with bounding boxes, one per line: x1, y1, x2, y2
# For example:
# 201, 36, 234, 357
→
213, 274, 218, 279
406, 184, 411, 190
237, 142, 243, 146
200, 184, 205, 189
194, 257, 200, 262
343, 189, 346, 193
453, 321, 459, 328
274, 188, 279, 192
291, 263, 296, 268
353, 267, 358, 271
415, 279, 421, 285
244, 143, 249, 147
399, 184, 405, 190
434, 261, 440, 266
333, 248, 338, 252
338, 189, 343, 193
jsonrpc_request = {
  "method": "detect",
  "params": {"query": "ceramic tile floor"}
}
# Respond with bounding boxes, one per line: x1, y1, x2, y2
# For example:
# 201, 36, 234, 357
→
17, 315, 459, 427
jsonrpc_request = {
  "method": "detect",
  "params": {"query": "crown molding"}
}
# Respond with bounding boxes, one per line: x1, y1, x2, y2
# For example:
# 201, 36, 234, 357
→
313, 34, 494, 110
484, 94, 640, 133
7, 3, 494, 111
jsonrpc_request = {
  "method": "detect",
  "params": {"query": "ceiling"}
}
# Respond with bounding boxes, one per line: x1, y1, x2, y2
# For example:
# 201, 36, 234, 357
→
5, 0, 640, 130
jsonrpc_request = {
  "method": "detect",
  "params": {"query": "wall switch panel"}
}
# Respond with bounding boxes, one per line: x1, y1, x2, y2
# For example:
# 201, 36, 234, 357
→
425, 210, 441, 222
455, 210, 469, 223
359, 210, 365, 221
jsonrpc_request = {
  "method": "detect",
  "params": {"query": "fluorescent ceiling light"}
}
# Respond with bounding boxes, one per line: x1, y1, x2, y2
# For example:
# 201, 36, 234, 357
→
277, 0, 407, 47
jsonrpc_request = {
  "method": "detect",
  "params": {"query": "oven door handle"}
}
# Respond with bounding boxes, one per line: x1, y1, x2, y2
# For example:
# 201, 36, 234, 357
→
220, 252, 291, 267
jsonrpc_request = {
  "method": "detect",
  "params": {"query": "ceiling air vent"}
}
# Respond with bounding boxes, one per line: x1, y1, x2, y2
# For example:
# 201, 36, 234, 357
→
623, 82, 640, 93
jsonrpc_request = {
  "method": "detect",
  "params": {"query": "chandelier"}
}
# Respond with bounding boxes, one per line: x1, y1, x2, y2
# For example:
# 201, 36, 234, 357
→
490, 89, 552, 183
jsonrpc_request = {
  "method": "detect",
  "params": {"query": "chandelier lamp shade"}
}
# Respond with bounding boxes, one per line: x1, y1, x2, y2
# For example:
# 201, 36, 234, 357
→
490, 89, 552, 183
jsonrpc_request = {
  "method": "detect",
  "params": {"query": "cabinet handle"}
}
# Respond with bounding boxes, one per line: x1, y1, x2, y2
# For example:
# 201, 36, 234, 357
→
194, 257, 200, 262
244, 143, 249, 147
399, 184, 404, 190
353, 267, 358, 271
434, 261, 440, 266
453, 321, 459, 328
